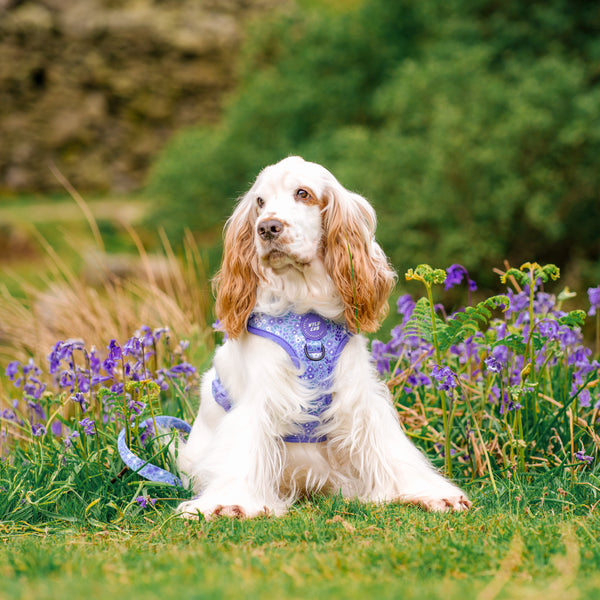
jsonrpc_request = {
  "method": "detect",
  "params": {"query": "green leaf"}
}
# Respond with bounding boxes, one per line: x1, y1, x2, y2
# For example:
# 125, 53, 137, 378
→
558, 310, 586, 329
438, 295, 509, 352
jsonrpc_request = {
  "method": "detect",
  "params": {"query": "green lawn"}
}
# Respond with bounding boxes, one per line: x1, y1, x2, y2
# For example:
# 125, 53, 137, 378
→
1, 496, 599, 599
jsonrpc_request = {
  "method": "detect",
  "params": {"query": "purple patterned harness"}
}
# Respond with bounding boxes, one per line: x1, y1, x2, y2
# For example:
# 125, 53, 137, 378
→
212, 312, 353, 443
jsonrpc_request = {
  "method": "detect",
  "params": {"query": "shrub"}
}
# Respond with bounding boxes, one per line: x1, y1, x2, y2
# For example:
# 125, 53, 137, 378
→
146, 0, 600, 288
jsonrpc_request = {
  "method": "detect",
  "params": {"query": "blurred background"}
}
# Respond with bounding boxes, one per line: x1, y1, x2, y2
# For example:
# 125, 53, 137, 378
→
1, 0, 599, 364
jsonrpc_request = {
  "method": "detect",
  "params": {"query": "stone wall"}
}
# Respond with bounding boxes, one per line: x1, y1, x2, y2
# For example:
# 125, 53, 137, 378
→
0, 0, 287, 192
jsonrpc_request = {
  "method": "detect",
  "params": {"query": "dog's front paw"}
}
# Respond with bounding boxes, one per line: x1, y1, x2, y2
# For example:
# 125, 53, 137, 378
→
414, 494, 472, 513
176, 497, 272, 520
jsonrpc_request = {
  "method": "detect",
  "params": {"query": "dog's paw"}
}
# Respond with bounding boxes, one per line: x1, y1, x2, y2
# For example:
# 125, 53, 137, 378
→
413, 494, 472, 513
176, 498, 272, 520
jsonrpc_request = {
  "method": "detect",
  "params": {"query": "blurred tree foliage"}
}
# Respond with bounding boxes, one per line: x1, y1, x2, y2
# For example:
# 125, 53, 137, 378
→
147, 0, 600, 287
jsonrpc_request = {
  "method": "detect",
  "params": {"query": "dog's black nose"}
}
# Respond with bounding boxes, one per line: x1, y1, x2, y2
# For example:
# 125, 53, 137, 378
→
257, 219, 283, 240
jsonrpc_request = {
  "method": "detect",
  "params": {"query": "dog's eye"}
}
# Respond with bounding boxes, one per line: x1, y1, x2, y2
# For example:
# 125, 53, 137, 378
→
295, 188, 309, 201
256, 197, 265, 208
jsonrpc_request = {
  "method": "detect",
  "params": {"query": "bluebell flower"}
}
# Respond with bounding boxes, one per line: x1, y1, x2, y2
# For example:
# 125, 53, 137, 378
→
31, 423, 46, 437
504, 288, 529, 319
371, 340, 391, 375
485, 356, 503, 374
532, 292, 555, 316
577, 387, 591, 408
5, 361, 20, 380
22, 359, 41, 377
537, 319, 559, 340
59, 370, 74, 390
103, 358, 117, 375
128, 400, 146, 416
575, 450, 593, 464
71, 392, 87, 412
588, 286, 600, 316
78, 418, 96, 436
23, 376, 46, 400
445, 264, 477, 292
431, 364, 458, 391
107, 340, 122, 362
136, 496, 148, 508
123, 336, 141, 357
64, 430, 80, 448
137, 496, 157, 508
396, 294, 416, 321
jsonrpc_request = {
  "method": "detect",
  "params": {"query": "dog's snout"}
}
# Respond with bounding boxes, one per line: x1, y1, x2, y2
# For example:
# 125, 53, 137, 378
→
258, 219, 284, 241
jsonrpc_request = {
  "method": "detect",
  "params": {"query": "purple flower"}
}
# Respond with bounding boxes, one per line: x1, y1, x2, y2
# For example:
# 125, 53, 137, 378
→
588, 286, 600, 316
371, 340, 391, 375
59, 370, 74, 390
135, 496, 156, 509
500, 398, 522, 414
445, 264, 477, 292
136, 496, 148, 508
64, 430, 80, 448
23, 376, 46, 400
504, 288, 529, 319
558, 326, 581, 350
72, 392, 88, 412
537, 319, 559, 340
78, 418, 96, 436
575, 450, 593, 464
396, 294, 416, 321
165, 362, 197, 378
128, 399, 146, 416
123, 336, 142, 357
48, 340, 84, 375
140, 422, 155, 446
533, 292, 555, 316
107, 340, 122, 362
485, 356, 503, 374
431, 364, 458, 392
577, 388, 591, 408
31, 423, 46, 437
5, 361, 20, 381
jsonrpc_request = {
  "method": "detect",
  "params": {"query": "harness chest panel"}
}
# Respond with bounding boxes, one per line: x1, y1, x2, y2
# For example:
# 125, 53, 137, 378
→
212, 312, 353, 442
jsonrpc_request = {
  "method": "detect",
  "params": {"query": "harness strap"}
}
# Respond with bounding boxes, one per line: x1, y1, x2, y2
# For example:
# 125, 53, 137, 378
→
213, 311, 352, 443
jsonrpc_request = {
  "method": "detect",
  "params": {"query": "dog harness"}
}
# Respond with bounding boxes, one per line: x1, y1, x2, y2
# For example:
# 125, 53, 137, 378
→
212, 312, 353, 443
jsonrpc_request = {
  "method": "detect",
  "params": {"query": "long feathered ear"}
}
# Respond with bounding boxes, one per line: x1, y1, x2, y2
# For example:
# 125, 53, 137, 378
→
323, 182, 397, 334
213, 197, 259, 339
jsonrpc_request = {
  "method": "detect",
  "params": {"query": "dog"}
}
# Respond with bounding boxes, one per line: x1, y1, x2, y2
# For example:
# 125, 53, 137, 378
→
177, 156, 471, 518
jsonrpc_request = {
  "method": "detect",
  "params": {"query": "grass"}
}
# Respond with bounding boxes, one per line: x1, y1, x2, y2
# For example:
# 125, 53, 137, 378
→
1, 495, 600, 599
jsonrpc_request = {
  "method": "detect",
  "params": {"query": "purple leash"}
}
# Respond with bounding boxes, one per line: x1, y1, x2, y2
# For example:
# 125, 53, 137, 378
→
117, 415, 191, 487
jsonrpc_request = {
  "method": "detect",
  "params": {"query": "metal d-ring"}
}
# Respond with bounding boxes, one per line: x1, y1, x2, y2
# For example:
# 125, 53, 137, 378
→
304, 342, 326, 361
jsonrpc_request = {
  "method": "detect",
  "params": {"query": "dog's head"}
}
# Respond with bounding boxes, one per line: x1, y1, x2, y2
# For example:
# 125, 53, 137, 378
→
214, 156, 396, 338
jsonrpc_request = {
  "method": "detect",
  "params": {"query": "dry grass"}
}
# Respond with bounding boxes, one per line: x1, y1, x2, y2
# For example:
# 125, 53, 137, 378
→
0, 224, 213, 367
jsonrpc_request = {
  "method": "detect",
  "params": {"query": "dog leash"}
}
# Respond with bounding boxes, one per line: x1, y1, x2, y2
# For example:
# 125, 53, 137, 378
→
117, 415, 191, 487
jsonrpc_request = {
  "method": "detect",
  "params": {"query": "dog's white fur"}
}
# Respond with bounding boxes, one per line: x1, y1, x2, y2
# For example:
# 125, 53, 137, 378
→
177, 156, 471, 518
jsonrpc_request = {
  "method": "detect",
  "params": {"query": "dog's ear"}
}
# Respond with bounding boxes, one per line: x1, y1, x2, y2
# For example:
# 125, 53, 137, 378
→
213, 196, 259, 339
323, 182, 396, 334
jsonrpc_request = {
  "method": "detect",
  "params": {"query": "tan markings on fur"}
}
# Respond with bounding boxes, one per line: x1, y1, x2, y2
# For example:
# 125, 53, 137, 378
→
322, 189, 397, 333
213, 203, 259, 339
299, 186, 325, 208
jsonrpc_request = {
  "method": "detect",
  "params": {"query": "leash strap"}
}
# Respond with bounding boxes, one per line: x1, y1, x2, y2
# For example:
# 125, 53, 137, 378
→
117, 415, 191, 486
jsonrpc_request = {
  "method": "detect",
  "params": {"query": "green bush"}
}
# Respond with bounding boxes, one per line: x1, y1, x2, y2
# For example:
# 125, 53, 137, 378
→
146, 0, 600, 287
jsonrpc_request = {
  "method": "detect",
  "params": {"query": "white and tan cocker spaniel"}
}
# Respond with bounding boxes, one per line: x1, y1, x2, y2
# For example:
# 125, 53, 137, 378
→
177, 156, 471, 518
